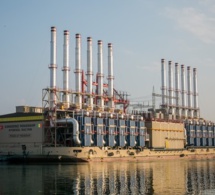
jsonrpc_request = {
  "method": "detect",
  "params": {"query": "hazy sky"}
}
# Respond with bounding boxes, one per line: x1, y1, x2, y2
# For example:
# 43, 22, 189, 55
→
1, 0, 215, 121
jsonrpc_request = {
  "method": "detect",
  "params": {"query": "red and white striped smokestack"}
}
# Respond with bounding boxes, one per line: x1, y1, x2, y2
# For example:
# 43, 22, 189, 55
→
187, 66, 193, 118
107, 43, 114, 110
181, 65, 187, 118
193, 68, 199, 118
168, 61, 174, 115
75, 34, 82, 109
161, 59, 167, 107
175, 63, 180, 117
49, 26, 57, 109
62, 30, 70, 108
86, 37, 93, 109
97, 40, 104, 110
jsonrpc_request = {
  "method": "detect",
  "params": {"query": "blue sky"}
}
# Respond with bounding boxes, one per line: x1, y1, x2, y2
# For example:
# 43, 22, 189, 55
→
0, 0, 215, 121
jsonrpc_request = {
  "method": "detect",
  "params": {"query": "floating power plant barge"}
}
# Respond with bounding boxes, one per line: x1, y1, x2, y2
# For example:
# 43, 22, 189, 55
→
1, 26, 215, 163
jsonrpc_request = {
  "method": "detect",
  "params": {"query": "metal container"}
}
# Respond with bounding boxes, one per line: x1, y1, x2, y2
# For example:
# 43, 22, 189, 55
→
92, 117, 105, 147
136, 121, 145, 147
126, 120, 137, 147
77, 116, 93, 146
194, 124, 201, 147
104, 118, 116, 147
213, 125, 215, 146
185, 123, 195, 146
201, 125, 207, 146
207, 125, 213, 146
116, 119, 126, 147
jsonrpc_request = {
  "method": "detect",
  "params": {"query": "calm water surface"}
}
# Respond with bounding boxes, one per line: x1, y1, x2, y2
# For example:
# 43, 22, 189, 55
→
0, 159, 215, 194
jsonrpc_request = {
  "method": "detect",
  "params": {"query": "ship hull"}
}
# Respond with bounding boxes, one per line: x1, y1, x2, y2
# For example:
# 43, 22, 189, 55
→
5, 146, 215, 163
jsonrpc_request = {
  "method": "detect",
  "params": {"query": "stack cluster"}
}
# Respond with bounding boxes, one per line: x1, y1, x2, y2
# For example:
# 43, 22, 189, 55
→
161, 59, 199, 119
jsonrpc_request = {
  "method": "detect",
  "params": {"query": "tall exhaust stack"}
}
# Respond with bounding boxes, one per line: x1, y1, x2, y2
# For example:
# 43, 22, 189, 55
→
161, 59, 167, 108
62, 30, 70, 109
107, 43, 114, 110
49, 26, 57, 109
181, 65, 187, 118
97, 40, 104, 111
175, 63, 180, 117
74, 34, 82, 109
86, 37, 93, 109
168, 61, 174, 115
193, 68, 199, 118
187, 66, 193, 118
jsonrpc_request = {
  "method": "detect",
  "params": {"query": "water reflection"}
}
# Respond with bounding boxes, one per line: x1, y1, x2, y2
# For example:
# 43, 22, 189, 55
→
186, 160, 215, 194
1, 160, 215, 194
59, 162, 154, 195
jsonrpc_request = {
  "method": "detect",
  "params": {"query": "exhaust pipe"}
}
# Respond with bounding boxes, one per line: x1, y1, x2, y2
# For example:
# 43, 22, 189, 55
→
161, 59, 167, 107
168, 61, 174, 115
74, 34, 82, 109
187, 66, 193, 118
107, 43, 114, 110
57, 118, 81, 145
193, 68, 199, 118
62, 30, 70, 108
181, 65, 187, 118
175, 63, 180, 117
97, 40, 104, 111
86, 37, 93, 109
49, 26, 57, 109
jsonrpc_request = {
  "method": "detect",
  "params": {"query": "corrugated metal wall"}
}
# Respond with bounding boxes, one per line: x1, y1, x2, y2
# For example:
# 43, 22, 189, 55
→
145, 121, 185, 149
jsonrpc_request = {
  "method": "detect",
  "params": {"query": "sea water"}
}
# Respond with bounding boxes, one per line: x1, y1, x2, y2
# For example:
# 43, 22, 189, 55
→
0, 159, 215, 194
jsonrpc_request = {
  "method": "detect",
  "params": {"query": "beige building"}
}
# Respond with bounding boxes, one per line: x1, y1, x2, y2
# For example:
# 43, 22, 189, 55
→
145, 121, 185, 149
